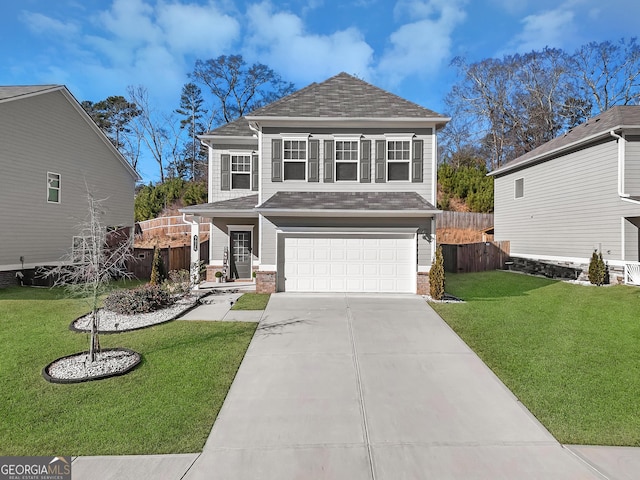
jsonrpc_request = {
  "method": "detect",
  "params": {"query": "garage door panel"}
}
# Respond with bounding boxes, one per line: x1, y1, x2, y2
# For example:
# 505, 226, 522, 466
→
284, 235, 415, 293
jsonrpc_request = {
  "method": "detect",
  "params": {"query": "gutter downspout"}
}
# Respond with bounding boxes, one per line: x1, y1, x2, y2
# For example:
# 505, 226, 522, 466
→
248, 121, 264, 274
610, 130, 628, 198
182, 213, 201, 290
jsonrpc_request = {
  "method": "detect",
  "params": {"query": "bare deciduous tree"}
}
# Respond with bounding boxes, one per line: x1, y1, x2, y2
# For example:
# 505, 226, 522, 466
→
190, 54, 296, 125
570, 38, 640, 112
46, 191, 133, 363
127, 85, 181, 182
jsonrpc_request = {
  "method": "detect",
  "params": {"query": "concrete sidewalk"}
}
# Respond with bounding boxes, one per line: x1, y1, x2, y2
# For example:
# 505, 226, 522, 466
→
71, 293, 640, 479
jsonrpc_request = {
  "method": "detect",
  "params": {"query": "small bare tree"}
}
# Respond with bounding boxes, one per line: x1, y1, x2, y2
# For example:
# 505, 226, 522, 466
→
46, 191, 134, 362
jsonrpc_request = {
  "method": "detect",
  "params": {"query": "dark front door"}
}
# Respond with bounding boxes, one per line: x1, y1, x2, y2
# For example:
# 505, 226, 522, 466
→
230, 231, 252, 279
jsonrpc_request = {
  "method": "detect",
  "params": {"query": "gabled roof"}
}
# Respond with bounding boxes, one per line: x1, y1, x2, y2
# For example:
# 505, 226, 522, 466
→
490, 106, 640, 177
0, 85, 62, 102
0, 84, 140, 181
246, 72, 448, 122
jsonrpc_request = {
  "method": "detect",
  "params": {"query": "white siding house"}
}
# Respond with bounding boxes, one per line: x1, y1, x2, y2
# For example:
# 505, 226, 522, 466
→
490, 106, 640, 284
0, 85, 140, 287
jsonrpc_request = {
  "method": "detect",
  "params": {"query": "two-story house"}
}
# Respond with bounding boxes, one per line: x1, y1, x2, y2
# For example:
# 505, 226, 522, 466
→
490, 106, 640, 284
0, 85, 140, 288
181, 73, 449, 294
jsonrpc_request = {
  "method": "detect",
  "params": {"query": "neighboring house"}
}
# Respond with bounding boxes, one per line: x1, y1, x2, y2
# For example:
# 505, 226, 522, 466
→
490, 106, 640, 284
0, 85, 140, 288
181, 72, 449, 294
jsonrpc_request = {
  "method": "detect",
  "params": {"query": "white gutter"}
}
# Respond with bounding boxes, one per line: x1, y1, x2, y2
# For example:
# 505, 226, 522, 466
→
247, 121, 264, 267
610, 130, 628, 198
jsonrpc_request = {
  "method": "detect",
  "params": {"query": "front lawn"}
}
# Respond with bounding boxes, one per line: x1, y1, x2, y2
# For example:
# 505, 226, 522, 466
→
430, 271, 640, 446
0, 285, 256, 456
231, 293, 270, 310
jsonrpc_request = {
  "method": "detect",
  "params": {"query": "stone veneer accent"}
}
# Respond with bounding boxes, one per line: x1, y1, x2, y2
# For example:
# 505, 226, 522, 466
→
256, 271, 277, 294
416, 271, 430, 295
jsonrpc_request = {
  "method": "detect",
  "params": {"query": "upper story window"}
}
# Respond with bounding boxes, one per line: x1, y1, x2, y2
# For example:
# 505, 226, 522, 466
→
283, 139, 307, 181
515, 178, 524, 198
335, 140, 359, 181
231, 155, 251, 189
387, 140, 411, 181
47, 172, 60, 203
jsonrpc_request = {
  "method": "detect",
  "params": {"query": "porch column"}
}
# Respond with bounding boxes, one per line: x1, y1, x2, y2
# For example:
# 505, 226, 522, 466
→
183, 214, 201, 289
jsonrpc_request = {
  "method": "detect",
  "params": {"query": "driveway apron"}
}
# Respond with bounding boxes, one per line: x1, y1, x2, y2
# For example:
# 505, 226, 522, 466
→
184, 293, 604, 480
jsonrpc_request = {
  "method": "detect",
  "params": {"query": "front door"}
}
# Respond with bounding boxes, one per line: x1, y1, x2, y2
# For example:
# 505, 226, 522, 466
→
230, 231, 252, 279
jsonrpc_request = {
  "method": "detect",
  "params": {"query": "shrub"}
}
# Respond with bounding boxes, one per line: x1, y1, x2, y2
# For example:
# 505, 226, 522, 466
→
104, 284, 174, 315
150, 247, 166, 285
429, 245, 446, 300
588, 250, 607, 286
163, 269, 191, 296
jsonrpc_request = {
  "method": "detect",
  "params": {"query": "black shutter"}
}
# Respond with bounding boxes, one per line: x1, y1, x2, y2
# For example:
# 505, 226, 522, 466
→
375, 139, 386, 183
271, 139, 282, 182
308, 139, 319, 182
323, 140, 334, 183
412, 139, 423, 183
360, 139, 371, 183
221, 154, 230, 191
251, 153, 259, 191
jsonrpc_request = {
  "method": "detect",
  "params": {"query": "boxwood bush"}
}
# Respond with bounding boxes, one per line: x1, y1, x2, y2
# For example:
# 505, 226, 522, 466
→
104, 284, 174, 315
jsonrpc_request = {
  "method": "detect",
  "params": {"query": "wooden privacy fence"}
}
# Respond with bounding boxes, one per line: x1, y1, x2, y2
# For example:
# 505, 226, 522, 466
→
436, 211, 494, 231
131, 241, 209, 280
441, 241, 510, 274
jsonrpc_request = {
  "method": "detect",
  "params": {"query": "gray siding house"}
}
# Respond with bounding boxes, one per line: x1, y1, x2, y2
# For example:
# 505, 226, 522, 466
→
181, 73, 449, 293
490, 106, 640, 284
0, 85, 140, 287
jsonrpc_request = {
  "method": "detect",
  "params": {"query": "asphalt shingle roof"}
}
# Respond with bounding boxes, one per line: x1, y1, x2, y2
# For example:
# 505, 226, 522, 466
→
180, 194, 259, 213
257, 191, 436, 211
0, 85, 61, 101
248, 72, 447, 119
491, 106, 640, 176
207, 116, 254, 137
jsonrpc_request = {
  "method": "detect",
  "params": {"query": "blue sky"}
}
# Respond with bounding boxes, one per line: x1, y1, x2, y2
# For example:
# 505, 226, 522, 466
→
2, 0, 638, 181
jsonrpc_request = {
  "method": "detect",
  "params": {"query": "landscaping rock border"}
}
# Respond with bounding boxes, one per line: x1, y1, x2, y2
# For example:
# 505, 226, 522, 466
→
69, 294, 205, 334
42, 348, 142, 384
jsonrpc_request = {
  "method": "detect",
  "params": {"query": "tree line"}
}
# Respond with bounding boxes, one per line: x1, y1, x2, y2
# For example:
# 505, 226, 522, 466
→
85, 39, 640, 214
439, 37, 640, 212
82, 55, 294, 183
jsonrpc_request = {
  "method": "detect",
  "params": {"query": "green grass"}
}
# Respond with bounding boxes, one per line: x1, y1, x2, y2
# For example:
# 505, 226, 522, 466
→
0, 285, 257, 456
431, 271, 640, 446
231, 293, 271, 310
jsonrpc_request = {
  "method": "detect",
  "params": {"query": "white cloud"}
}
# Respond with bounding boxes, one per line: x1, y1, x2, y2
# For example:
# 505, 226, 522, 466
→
243, 2, 374, 84
20, 11, 80, 38
97, 0, 162, 47
156, 2, 240, 56
507, 7, 575, 53
377, 0, 467, 85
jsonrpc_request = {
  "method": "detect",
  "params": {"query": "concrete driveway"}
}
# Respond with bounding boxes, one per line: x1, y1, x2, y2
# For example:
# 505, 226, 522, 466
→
184, 293, 604, 479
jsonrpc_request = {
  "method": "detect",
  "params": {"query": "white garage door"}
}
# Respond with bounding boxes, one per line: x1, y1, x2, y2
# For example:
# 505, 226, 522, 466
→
284, 235, 415, 293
